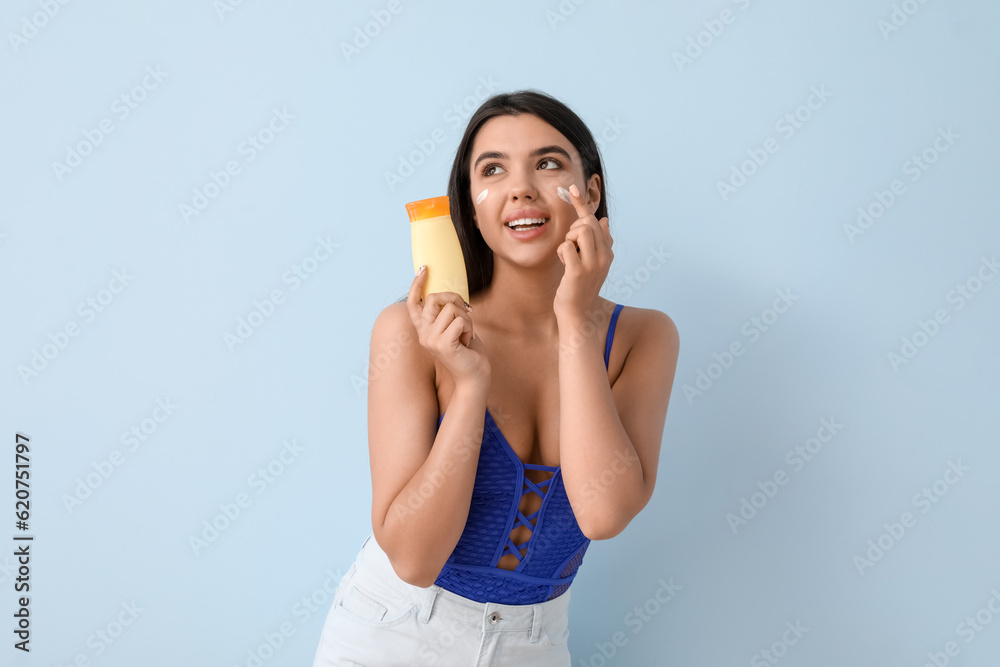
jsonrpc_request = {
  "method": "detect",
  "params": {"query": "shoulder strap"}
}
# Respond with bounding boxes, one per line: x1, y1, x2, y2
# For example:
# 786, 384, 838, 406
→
604, 303, 625, 369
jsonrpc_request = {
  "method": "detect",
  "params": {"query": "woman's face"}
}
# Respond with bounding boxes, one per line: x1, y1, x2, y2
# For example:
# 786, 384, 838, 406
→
468, 113, 600, 263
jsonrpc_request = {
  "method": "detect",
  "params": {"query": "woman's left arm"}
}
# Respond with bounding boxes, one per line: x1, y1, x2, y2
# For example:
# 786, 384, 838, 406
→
554, 183, 680, 540
557, 307, 679, 540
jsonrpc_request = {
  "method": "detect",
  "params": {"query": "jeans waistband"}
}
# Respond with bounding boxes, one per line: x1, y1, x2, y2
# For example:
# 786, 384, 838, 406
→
355, 532, 571, 641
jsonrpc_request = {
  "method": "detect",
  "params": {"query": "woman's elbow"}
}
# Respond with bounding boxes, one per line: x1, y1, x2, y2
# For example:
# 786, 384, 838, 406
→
381, 543, 441, 587
390, 557, 439, 588
580, 500, 646, 540
373, 526, 442, 588
580, 513, 630, 541
583, 523, 624, 541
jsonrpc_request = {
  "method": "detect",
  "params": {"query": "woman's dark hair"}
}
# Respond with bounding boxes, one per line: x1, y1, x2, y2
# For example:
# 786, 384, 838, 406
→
396, 89, 607, 303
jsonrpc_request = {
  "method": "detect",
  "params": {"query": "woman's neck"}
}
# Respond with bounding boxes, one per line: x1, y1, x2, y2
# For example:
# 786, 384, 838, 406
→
473, 260, 564, 338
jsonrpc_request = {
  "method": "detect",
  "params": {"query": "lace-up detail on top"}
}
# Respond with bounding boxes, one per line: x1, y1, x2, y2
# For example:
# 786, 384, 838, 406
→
500, 462, 558, 566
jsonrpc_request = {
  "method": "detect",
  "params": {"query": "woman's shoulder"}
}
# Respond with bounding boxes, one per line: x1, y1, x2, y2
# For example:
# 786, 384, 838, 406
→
373, 300, 412, 336
606, 302, 679, 390
370, 301, 433, 367
611, 301, 679, 351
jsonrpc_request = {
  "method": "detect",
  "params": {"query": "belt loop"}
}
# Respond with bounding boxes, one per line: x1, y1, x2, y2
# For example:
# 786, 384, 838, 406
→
418, 586, 439, 623
529, 604, 542, 643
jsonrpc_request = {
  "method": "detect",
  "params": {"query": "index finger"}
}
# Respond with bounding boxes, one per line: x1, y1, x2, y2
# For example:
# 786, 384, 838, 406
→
406, 265, 427, 325
567, 183, 594, 221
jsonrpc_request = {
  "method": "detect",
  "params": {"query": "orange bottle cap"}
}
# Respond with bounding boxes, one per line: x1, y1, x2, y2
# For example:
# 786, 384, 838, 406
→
405, 196, 450, 223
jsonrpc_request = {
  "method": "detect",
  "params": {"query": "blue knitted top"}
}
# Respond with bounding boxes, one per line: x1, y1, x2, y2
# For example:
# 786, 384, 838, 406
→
432, 303, 625, 604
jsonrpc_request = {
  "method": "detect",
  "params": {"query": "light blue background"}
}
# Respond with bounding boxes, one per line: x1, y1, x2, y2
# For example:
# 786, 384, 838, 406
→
3, 0, 999, 665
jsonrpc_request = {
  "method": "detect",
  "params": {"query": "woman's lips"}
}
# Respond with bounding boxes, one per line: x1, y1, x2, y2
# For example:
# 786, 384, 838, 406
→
505, 220, 547, 239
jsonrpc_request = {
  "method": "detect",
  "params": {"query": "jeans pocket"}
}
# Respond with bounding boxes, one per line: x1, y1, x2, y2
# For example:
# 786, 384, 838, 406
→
334, 565, 417, 628
541, 619, 570, 650
331, 562, 358, 608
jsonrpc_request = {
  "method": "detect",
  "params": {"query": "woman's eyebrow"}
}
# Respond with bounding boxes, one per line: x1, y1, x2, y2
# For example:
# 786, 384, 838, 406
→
473, 145, 572, 170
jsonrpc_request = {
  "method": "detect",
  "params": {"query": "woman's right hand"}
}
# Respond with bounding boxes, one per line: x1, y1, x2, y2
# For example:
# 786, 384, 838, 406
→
406, 267, 491, 387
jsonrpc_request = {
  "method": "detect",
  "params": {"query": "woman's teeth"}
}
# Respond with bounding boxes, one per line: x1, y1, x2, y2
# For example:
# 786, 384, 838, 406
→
507, 218, 547, 229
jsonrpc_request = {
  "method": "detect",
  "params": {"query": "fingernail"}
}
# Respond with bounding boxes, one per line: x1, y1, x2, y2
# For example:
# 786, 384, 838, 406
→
465, 301, 472, 311
569, 184, 580, 197
418, 265, 426, 273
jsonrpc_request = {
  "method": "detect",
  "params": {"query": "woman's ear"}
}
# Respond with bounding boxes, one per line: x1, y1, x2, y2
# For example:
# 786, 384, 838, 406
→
586, 173, 602, 216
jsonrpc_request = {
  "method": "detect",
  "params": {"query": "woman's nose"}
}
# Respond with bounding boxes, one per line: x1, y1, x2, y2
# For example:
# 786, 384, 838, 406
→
508, 172, 538, 201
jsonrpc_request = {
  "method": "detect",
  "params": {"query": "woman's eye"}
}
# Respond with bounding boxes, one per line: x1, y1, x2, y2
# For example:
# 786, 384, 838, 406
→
483, 163, 504, 177
539, 158, 562, 170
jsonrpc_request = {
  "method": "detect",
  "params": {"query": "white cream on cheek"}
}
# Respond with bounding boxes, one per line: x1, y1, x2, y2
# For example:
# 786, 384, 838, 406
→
557, 186, 572, 204
476, 189, 488, 205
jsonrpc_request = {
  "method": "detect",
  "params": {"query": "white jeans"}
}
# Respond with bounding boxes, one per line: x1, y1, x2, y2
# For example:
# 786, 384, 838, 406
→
311, 532, 572, 666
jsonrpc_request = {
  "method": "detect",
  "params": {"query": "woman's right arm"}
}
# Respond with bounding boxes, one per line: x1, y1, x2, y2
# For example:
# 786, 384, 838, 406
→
369, 274, 491, 587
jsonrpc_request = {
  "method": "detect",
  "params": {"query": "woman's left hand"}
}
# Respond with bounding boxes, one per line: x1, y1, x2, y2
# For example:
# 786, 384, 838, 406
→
554, 183, 614, 322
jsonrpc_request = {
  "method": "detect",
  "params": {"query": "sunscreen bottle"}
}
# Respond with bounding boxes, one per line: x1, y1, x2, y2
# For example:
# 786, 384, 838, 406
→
405, 195, 470, 304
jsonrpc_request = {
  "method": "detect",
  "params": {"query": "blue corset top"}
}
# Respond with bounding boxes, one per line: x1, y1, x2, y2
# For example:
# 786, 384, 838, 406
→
432, 303, 624, 605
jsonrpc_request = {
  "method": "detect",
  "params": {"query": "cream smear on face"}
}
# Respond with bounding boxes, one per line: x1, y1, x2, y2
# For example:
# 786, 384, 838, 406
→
476, 189, 489, 205
557, 186, 572, 204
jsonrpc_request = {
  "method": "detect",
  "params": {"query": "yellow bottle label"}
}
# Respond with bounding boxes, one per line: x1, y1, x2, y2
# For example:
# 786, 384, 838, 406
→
411, 214, 469, 303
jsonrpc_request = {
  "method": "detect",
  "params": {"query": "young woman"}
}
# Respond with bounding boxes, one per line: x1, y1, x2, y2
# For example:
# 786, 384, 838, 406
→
313, 90, 679, 665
